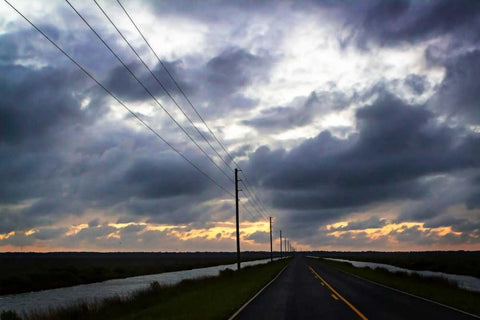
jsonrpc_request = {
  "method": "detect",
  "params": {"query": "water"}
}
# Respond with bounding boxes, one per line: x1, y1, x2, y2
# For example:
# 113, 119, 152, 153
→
0, 258, 277, 315
321, 257, 480, 293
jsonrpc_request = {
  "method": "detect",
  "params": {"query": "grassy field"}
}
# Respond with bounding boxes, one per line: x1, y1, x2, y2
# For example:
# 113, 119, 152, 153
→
0, 252, 276, 295
311, 257, 480, 316
3, 258, 290, 320
310, 251, 480, 278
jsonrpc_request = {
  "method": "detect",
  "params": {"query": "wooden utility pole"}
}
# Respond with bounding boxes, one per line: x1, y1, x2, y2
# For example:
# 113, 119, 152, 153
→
235, 168, 241, 270
285, 238, 287, 256
269, 217, 273, 262
280, 230, 282, 258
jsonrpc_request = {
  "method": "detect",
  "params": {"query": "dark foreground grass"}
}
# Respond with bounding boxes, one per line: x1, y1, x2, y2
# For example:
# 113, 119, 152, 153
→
312, 257, 480, 316
8, 259, 290, 320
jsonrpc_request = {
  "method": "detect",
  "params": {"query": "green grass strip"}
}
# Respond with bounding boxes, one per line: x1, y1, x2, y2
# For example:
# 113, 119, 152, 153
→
312, 257, 480, 316
16, 259, 290, 320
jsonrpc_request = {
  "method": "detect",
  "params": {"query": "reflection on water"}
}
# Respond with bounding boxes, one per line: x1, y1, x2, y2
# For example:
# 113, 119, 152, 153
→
324, 258, 480, 293
0, 258, 277, 314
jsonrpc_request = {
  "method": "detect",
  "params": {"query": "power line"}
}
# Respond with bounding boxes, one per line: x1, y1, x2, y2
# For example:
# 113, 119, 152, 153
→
239, 195, 265, 221
3, 0, 234, 199
117, 0, 235, 165
240, 202, 260, 222
92, 0, 234, 175
117, 0, 274, 221
241, 173, 274, 217
240, 180, 269, 220
65, 0, 235, 185
71, 0, 274, 223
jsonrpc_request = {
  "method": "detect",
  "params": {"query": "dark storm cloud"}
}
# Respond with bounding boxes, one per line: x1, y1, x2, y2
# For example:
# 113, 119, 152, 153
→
245, 231, 270, 244
0, 56, 223, 234
430, 50, 480, 124
404, 74, 429, 95
33, 227, 69, 241
243, 89, 351, 132
191, 47, 272, 117
389, 224, 480, 246
103, 60, 190, 103
333, 216, 387, 231
3, 0, 480, 251
0, 232, 35, 247
272, 181, 425, 210
145, 0, 279, 23
73, 225, 117, 240
123, 157, 207, 198
103, 47, 270, 117
334, 0, 480, 125
120, 224, 146, 234
203, 48, 266, 95
396, 172, 480, 222
424, 215, 480, 233
246, 92, 480, 213
344, 0, 480, 48
0, 65, 87, 144
88, 218, 100, 228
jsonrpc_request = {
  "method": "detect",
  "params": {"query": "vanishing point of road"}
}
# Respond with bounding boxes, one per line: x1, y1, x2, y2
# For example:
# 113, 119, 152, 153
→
234, 256, 479, 320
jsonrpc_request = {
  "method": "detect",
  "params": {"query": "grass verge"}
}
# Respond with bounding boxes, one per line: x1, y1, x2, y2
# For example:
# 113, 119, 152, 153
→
6, 259, 290, 320
312, 257, 480, 316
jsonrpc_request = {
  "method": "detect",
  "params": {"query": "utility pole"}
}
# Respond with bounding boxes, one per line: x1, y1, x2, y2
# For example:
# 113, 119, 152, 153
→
235, 168, 241, 270
284, 238, 287, 257
269, 217, 273, 262
280, 230, 282, 258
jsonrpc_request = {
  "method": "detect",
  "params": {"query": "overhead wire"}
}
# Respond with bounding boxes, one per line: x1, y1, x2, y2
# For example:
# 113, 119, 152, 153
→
100, 0, 271, 223
92, 0, 235, 175
116, 0, 274, 221
6, 0, 291, 247
240, 180, 269, 220
64, 0, 235, 185
3, 0, 235, 199
239, 196, 265, 222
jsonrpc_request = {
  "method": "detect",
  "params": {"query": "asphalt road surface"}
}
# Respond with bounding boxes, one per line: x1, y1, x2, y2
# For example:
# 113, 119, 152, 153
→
235, 255, 478, 320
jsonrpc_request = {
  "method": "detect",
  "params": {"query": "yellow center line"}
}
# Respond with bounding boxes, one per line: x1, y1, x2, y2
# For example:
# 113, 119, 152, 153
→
331, 293, 339, 300
309, 265, 368, 320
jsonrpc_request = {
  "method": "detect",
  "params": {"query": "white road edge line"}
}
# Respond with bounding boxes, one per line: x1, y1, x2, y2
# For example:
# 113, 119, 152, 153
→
227, 262, 290, 320
308, 257, 480, 319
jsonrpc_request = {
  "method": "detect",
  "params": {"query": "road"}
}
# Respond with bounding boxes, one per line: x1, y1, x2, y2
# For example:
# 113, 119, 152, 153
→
234, 255, 478, 320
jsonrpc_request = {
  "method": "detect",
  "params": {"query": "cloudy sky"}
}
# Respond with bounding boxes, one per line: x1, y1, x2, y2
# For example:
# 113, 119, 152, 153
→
1, 0, 480, 252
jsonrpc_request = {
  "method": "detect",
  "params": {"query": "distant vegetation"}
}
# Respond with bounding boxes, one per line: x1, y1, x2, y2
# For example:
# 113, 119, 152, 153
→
311, 251, 480, 278
312, 257, 480, 316
3, 259, 290, 320
0, 252, 274, 295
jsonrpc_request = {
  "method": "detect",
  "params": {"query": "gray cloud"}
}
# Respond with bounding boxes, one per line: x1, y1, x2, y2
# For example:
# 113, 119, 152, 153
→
430, 50, 480, 124
2, 0, 480, 251
342, 0, 480, 49
404, 74, 429, 95
246, 91, 480, 218
102, 47, 270, 119
245, 231, 270, 244
334, 217, 387, 231
243, 89, 351, 132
